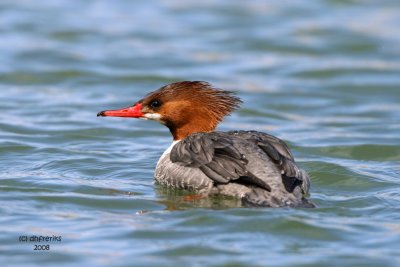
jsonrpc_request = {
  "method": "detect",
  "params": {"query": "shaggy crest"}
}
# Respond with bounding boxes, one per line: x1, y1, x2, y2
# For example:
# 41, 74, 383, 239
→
147, 81, 242, 125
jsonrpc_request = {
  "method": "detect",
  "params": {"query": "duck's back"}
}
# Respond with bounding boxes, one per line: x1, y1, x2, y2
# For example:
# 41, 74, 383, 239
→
155, 131, 314, 208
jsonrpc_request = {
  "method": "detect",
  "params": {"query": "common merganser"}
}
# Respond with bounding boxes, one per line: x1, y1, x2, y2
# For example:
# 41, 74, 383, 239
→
97, 81, 314, 208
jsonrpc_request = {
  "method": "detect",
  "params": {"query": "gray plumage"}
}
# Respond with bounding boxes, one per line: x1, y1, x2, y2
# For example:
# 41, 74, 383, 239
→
155, 130, 314, 208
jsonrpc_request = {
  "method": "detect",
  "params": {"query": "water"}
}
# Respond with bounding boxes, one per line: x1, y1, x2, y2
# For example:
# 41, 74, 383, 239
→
1, 0, 400, 266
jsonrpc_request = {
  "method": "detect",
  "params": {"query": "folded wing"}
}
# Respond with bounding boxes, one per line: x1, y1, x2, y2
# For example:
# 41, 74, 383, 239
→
170, 131, 310, 195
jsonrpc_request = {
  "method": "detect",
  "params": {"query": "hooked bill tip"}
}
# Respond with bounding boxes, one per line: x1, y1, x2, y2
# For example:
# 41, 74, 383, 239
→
97, 111, 106, 117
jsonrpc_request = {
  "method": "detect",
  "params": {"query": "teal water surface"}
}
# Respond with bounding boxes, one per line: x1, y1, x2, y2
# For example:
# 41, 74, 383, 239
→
1, 1, 400, 266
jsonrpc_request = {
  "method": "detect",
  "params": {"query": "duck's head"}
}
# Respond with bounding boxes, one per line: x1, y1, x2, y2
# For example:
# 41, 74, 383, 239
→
97, 81, 242, 140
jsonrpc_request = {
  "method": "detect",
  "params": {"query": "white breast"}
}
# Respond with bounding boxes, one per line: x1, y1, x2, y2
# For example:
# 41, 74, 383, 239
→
154, 139, 213, 192
156, 140, 180, 166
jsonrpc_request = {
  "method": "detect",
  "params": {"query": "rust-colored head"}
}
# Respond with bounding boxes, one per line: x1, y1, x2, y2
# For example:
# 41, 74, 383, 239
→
97, 81, 242, 140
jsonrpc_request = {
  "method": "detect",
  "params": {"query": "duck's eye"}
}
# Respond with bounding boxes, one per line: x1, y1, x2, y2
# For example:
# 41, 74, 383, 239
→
150, 100, 161, 108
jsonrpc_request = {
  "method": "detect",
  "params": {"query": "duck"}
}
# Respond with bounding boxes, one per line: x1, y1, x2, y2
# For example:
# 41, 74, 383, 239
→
97, 81, 314, 208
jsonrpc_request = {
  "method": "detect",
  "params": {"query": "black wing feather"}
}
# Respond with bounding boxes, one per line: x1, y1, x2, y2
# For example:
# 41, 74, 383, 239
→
228, 130, 310, 194
170, 131, 309, 195
171, 133, 248, 184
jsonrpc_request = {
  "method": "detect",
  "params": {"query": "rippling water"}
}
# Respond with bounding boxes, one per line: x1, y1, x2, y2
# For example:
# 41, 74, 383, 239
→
1, 1, 400, 266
